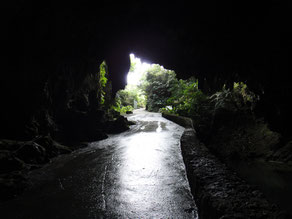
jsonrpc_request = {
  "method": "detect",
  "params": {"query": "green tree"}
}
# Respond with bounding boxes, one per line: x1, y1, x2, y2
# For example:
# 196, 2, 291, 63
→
98, 61, 110, 106
115, 85, 146, 108
167, 77, 202, 115
139, 64, 177, 112
129, 54, 138, 72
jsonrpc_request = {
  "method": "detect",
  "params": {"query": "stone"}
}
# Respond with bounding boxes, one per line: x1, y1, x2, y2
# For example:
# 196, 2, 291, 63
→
34, 135, 57, 157
165, 113, 290, 218
15, 142, 48, 164
105, 116, 130, 134
270, 141, 292, 162
34, 135, 71, 157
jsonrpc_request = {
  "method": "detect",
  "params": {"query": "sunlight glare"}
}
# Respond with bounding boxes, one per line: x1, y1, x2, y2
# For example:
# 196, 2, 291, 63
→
127, 54, 151, 85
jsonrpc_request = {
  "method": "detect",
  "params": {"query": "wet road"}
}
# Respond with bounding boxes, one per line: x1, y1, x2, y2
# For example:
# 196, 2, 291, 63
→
1, 109, 197, 218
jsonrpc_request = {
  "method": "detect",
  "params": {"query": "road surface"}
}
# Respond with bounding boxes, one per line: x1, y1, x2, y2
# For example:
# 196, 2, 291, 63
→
1, 109, 197, 218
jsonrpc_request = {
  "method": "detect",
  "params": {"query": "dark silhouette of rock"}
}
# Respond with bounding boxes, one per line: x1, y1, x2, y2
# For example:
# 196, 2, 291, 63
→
180, 128, 290, 219
105, 116, 130, 134
164, 113, 292, 218
34, 136, 71, 157
15, 142, 48, 165
0, 136, 73, 201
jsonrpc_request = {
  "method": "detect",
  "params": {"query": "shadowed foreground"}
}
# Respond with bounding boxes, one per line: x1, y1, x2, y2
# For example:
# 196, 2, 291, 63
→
0, 109, 197, 218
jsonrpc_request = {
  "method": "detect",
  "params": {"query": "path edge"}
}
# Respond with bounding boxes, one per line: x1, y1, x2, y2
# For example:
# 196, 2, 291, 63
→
162, 112, 289, 219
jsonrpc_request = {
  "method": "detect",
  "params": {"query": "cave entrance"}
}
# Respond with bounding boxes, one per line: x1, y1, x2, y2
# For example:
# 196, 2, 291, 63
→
114, 53, 175, 113
127, 53, 151, 86
113, 53, 153, 113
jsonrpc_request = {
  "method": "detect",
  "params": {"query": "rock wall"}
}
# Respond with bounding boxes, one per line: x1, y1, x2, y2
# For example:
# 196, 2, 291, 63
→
1, 0, 291, 205
2, 1, 292, 140
181, 128, 289, 219
162, 114, 290, 218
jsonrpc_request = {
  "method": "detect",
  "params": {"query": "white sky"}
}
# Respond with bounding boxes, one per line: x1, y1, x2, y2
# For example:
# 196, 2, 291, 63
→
127, 54, 151, 85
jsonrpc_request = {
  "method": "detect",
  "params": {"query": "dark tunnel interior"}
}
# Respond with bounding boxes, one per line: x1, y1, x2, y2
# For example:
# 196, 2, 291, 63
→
1, 1, 292, 218
2, 1, 292, 137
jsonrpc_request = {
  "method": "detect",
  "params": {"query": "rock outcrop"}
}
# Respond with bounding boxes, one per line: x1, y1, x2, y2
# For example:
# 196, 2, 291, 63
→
181, 128, 289, 219
2, 1, 292, 140
163, 113, 290, 218
0, 136, 71, 200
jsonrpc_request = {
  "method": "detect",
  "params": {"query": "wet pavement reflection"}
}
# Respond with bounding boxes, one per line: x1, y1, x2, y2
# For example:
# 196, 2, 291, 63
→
1, 109, 197, 218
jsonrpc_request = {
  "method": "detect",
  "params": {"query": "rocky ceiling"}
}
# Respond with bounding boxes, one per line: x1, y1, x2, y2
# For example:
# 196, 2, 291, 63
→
1, 1, 292, 137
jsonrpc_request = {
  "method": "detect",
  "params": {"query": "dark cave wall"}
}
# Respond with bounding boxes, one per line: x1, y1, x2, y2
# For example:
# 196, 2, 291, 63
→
1, 2, 129, 140
1, 1, 292, 140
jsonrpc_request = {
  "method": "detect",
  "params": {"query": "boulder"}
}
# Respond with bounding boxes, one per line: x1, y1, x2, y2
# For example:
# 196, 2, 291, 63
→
34, 135, 71, 157
34, 136, 57, 157
105, 116, 130, 134
15, 142, 48, 164
55, 109, 108, 142
270, 141, 292, 163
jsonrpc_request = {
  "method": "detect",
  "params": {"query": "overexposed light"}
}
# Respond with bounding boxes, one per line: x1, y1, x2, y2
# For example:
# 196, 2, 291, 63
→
156, 121, 162, 133
127, 54, 151, 85
130, 53, 135, 59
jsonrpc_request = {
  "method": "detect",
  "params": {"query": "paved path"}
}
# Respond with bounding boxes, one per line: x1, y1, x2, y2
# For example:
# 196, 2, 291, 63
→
1, 109, 197, 218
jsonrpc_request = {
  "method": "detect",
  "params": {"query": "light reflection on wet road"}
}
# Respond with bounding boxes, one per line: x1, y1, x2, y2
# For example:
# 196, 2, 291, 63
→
1, 109, 197, 218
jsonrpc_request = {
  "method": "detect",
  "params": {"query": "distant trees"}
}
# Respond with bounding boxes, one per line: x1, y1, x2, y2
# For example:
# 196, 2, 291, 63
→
137, 64, 206, 117
139, 64, 177, 112
115, 85, 146, 109
163, 77, 207, 117
112, 55, 258, 127
113, 59, 206, 116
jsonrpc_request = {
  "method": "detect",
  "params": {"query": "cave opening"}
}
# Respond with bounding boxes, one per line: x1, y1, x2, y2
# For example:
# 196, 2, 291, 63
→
1, 1, 292, 217
113, 53, 181, 113
127, 53, 151, 86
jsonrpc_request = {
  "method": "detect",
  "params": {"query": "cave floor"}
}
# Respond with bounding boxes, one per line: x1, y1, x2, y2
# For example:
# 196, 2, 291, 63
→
0, 109, 197, 218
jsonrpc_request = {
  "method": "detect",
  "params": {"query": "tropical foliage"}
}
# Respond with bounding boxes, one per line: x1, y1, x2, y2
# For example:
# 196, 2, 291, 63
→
112, 103, 134, 114
113, 55, 257, 124
115, 85, 146, 109
163, 77, 207, 117
139, 64, 177, 112
98, 61, 109, 105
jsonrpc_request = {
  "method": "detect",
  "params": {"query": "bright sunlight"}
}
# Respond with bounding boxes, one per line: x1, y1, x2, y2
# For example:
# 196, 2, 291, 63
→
127, 54, 151, 85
